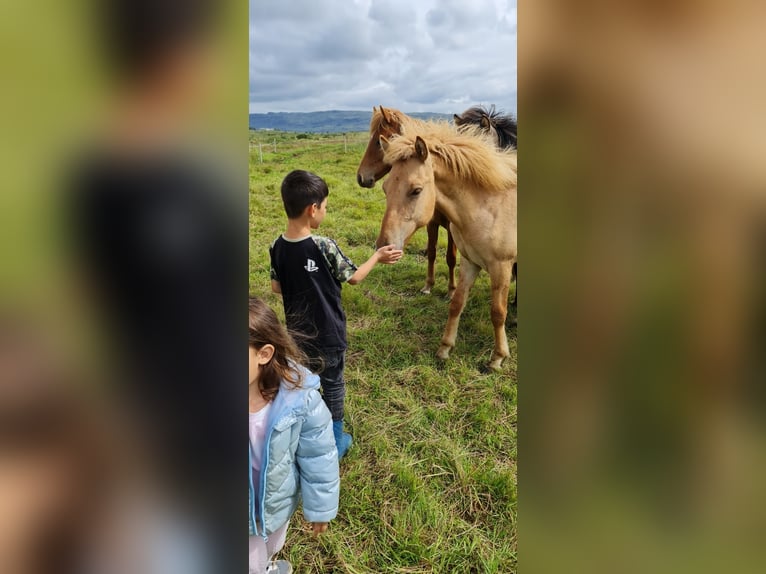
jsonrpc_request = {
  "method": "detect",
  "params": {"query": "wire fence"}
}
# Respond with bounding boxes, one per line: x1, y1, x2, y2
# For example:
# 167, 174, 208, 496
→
249, 133, 369, 163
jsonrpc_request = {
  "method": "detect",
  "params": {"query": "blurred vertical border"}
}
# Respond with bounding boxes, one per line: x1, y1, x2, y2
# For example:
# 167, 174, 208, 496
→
520, 1, 766, 573
0, 0, 248, 572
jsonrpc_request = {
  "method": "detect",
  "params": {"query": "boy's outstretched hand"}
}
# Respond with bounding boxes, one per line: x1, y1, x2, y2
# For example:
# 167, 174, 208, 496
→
376, 244, 403, 264
348, 244, 403, 284
311, 522, 329, 535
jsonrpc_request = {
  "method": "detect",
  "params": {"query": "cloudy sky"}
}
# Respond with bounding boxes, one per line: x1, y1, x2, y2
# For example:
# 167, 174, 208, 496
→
249, 0, 517, 115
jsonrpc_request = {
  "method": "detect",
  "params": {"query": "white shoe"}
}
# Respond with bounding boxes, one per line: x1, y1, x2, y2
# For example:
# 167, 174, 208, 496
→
265, 559, 293, 574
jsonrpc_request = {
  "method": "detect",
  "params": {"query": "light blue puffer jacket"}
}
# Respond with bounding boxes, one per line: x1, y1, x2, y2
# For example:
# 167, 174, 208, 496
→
249, 367, 339, 537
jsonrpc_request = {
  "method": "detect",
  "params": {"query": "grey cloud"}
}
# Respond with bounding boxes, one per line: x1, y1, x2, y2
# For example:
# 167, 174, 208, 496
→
250, 0, 325, 22
311, 21, 376, 62
250, 0, 516, 114
425, 9, 448, 28
368, 0, 426, 53
425, 0, 498, 31
425, 0, 500, 50
368, 0, 417, 27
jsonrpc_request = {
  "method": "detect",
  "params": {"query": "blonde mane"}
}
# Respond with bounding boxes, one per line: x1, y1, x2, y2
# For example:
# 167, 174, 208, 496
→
383, 121, 517, 191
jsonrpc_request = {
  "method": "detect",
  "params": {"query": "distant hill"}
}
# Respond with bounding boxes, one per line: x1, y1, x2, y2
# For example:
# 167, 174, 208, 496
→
249, 110, 453, 133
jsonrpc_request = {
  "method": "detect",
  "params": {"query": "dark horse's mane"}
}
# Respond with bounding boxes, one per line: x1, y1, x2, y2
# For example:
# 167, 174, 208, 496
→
454, 105, 517, 150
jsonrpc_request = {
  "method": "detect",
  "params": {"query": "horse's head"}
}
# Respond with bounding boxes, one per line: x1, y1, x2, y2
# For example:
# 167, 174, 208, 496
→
375, 135, 437, 250
356, 106, 403, 188
455, 109, 499, 146
478, 114, 500, 146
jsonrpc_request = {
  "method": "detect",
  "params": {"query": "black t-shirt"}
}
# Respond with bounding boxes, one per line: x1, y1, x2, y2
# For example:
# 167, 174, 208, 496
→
269, 234, 357, 356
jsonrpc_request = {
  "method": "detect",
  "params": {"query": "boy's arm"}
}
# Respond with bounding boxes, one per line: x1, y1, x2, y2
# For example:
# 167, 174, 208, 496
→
269, 243, 282, 294
347, 244, 402, 285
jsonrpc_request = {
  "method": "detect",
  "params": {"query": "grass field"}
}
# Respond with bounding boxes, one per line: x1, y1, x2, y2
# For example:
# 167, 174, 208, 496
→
249, 130, 517, 573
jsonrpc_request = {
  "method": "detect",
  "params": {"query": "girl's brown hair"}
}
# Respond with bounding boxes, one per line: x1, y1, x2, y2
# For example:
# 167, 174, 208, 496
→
248, 297, 306, 402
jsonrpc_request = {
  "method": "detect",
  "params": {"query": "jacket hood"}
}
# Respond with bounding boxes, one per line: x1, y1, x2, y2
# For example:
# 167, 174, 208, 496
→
265, 365, 319, 428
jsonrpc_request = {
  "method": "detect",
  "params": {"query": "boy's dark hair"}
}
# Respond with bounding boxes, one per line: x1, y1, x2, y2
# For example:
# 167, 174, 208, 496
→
248, 297, 306, 402
280, 170, 329, 219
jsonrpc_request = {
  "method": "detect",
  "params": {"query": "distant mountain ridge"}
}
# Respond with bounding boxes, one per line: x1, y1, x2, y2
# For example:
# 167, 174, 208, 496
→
249, 110, 454, 133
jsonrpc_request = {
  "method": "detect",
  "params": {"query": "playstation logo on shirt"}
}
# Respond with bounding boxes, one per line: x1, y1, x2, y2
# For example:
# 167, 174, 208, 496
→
304, 258, 319, 272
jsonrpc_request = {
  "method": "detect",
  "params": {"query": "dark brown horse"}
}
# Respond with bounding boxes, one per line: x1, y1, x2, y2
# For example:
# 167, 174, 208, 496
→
454, 104, 517, 149
357, 106, 458, 296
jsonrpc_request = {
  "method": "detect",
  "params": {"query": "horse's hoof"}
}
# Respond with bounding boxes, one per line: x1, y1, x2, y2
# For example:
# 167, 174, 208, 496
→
481, 361, 503, 374
420, 286, 432, 295
436, 346, 451, 361
446, 290, 456, 300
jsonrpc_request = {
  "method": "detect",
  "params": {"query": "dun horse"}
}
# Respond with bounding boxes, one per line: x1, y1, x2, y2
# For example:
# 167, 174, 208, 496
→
357, 106, 457, 297
375, 123, 517, 371
455, 105, 518, 307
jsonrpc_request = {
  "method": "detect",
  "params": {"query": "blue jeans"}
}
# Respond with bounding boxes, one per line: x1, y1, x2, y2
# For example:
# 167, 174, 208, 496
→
318, 349, 346, 422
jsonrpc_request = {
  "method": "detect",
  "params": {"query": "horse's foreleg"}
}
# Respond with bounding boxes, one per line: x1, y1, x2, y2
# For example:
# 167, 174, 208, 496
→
511, 261, 517, 307
421, 218, 439, 294
437, 259, 481, 361
487, 261, 513, 371
446, 228, 458, 299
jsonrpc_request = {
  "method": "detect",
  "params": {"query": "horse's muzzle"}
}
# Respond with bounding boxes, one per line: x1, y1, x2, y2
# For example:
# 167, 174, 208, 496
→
357, 173, 374, 188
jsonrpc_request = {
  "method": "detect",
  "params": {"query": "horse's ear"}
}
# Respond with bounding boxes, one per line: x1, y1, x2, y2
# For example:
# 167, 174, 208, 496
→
415, 136, 429, 161
379, 135, 390, 152
480, 114, 491, 130
380, 106, 391, 125
453, 113, 462, 123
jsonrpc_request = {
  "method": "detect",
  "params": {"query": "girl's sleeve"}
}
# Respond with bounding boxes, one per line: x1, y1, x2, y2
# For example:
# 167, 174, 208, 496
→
296, 389, 340, 523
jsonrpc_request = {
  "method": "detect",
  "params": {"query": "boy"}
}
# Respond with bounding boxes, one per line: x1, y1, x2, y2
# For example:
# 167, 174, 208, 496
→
270, 170, 402, 458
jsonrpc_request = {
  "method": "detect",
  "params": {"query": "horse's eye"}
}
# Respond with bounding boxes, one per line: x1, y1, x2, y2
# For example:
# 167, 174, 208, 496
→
409, 187, 422, 197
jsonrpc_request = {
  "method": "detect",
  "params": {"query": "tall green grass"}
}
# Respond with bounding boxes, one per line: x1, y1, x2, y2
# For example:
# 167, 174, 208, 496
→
250, 131, 516, 573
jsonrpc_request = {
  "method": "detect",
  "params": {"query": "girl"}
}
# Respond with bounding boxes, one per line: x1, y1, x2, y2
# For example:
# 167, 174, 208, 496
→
249, 297, 340, 574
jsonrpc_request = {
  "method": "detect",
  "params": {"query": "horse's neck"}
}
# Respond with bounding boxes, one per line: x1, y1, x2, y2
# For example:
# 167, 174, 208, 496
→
432, 174, 471, 229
